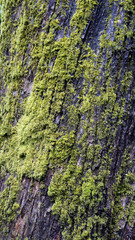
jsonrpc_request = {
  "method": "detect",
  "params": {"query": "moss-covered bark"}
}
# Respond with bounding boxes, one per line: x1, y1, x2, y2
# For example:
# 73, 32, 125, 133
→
0, 0, 135, 239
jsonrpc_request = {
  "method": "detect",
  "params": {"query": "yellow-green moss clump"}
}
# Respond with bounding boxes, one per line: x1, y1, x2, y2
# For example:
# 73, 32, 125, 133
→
0, 0, 135, 239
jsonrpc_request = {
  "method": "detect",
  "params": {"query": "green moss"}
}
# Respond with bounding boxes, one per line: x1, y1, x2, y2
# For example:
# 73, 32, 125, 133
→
0, 0, 134, 238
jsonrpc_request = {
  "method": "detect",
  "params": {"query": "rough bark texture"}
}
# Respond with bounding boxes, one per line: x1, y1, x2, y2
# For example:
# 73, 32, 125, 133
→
0, 0, 135, 239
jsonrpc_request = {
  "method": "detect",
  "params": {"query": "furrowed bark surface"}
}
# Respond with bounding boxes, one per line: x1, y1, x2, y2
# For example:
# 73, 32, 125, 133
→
0, 0, 134, 239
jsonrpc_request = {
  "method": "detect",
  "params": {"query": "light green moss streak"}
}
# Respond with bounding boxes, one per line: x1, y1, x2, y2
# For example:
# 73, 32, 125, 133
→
0, 0, 134, 239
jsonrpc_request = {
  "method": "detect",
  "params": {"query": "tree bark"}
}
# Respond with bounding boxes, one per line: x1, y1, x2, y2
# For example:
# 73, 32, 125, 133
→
0, 0, 134, 239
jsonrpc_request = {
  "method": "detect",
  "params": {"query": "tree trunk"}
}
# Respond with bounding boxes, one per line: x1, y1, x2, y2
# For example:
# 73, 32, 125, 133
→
0, 0, 134, 239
